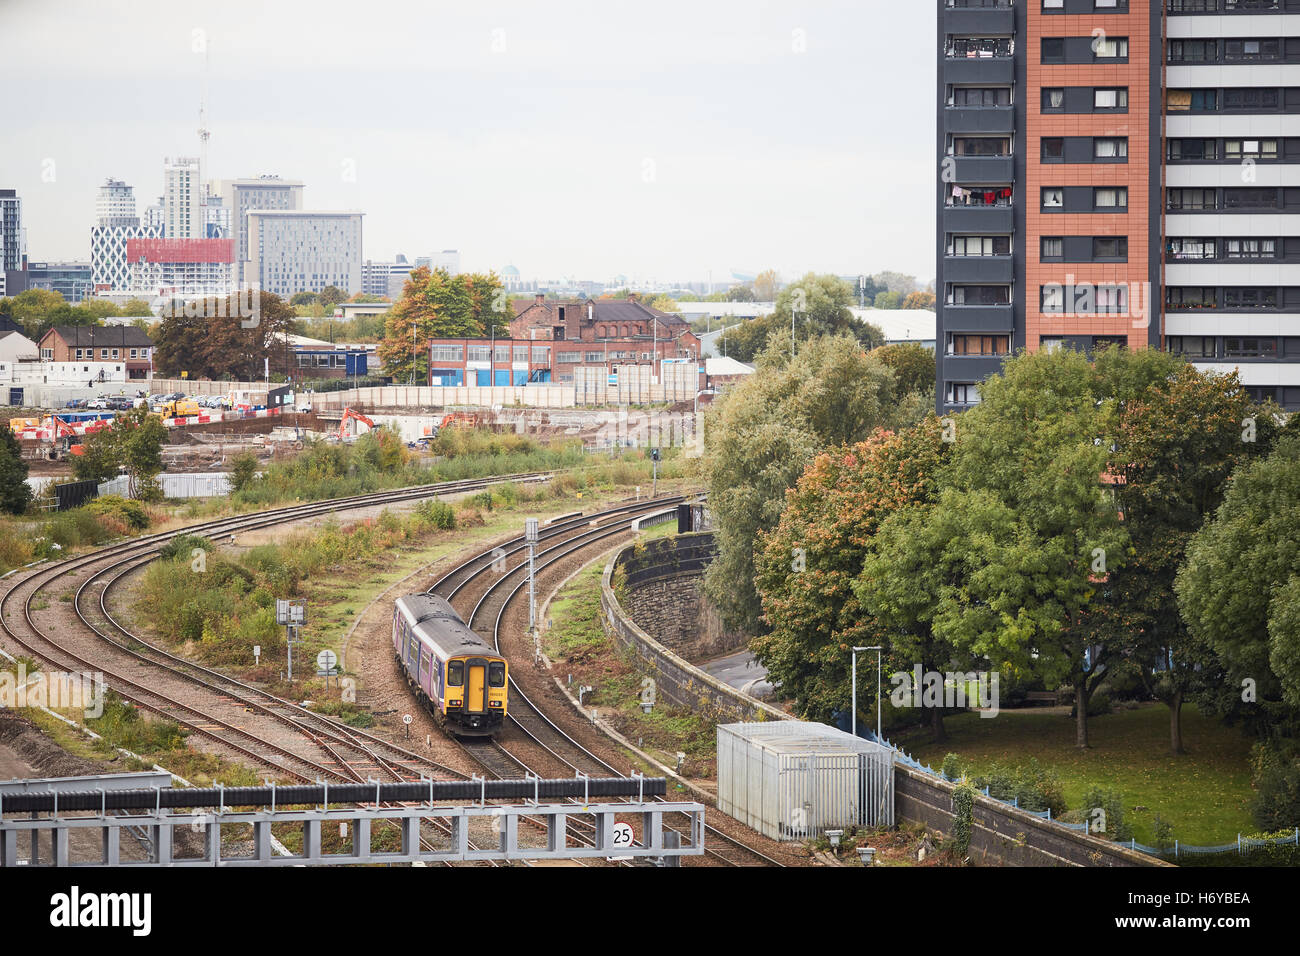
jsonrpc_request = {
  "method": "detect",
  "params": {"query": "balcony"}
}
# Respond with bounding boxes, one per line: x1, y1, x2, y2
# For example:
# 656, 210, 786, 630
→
943, 203, 1015, 232
942, 255, 1015, 283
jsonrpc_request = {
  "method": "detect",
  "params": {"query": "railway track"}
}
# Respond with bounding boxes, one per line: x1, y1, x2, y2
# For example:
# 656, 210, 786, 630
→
427, 500, 787, 867
0, 472, 559, 865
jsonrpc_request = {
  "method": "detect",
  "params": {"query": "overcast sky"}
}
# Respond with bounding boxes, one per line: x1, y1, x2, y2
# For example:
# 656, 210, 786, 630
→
0, 0, 936, 286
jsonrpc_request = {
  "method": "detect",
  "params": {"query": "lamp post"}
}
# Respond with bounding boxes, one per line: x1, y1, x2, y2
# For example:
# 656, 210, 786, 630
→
852, 646, 883, 741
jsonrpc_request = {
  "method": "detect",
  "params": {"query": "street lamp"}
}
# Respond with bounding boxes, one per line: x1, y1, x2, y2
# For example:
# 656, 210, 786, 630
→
852, 646, 883, 741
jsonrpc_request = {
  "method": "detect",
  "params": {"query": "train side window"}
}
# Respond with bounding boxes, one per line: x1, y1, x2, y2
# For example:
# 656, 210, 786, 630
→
489, 662, 506, 687
447, 661, 465, 686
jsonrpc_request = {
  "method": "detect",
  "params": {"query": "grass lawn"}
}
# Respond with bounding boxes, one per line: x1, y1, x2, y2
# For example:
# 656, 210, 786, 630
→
904, 703, 1256, 847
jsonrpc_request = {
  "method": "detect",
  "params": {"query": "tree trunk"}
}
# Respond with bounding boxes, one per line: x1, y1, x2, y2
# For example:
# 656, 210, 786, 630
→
1169, 688, 1186, 755
931, 705, 947, 744
1074, 678, 1090, 749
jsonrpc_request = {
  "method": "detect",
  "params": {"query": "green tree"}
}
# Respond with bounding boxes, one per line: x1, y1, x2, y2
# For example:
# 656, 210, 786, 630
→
291, 291, 320, 307
119, 298, 155, 317
873, 290, 902, 310
0, 428, 32, 515
71, 426, 122, 483
902, 291, 936, 310
1095, 349, 1276, 753
724, 285, 755, 302
228, 451, 259, 493
753, 418, 951, 728
931, 347, 1129, 749
114, 406, 167, 499
377, 267, 511, 382
1177, 435, 1300, 717
872, 342, 936, 398
702, 333, 897, 634
318, 286, 347, 309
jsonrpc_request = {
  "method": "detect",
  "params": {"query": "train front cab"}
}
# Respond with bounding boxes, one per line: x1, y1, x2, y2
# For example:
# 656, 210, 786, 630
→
445, 656, 508, 735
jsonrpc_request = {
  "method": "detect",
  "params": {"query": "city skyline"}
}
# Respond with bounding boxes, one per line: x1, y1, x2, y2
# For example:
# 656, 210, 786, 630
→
0, 0, 937, 284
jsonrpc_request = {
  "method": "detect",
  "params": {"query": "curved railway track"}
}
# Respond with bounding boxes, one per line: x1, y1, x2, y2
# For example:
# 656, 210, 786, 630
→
0, 473, 560, 865
427, 502, 787, 867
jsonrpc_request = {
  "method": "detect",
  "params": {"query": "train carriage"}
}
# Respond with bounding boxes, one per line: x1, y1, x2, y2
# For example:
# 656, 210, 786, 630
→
393, 593, 508, 736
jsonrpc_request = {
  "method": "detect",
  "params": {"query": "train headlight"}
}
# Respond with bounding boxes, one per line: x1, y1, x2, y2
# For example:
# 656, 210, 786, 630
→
448, 699, 461, 708
489, 700, 502, 708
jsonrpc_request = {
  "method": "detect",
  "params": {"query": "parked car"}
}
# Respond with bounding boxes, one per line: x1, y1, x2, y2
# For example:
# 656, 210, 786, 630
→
64, 398, 87, 409
88, 398, 109, 410
107, 398, 133, 411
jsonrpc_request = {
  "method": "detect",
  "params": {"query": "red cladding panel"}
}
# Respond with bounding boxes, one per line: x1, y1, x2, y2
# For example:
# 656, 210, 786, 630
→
125, 238, 235, 264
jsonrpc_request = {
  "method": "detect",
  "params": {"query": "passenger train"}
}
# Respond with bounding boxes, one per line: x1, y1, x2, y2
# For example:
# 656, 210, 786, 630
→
393, 593, 509, 736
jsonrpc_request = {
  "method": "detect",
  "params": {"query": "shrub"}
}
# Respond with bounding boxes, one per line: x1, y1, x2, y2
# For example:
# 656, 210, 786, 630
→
970, 759, 1068, 817
941, 753, 965, 781
159, 533, 214, 562
229, 452, 259, 493
415, 499, 456, 530
86, 494, 150, 531
950, 782, 977, 861
1078, 787, 1133, 842
1251, 745, 1300, 832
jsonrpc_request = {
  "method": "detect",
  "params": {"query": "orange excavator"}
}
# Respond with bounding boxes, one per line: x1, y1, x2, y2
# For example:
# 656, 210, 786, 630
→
437, 411, 479, 431
336, 407, 376, 442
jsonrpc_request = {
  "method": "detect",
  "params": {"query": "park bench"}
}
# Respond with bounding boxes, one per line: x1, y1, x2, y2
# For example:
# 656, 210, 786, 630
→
1024, 691, 1060, 706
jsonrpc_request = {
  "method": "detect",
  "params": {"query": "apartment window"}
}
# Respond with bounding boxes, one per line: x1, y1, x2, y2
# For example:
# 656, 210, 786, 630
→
74, 349, 83, 359
950, 136, 1012, 156
1168, 39, 1214, 63
1167, 188, 1217, 210
41, 348, 53, 360
1043, 0, 1063, 8
1042, 187, 1064, 208
111, 349, 119, 358
1225, 139, 1279, 160
531, 346, 550, 364
949, 334, 1010, 356
1225, 288, 1279, 309
1042, 138, 1065, 162
947, 185, 1012, 206
467, 345, 491, 362
950, 86, 1012, 107
1167, 238, 1216, 260
949, 235, 1011, 256
1042, 38, 1065, 62
1094, 37, 1128, 58
947, 285, 1011, 306
1226, 337, 1278, 358
1224, 188, 1277, 209
1168, 336, 1216, 358
1093, 237, 1128, 259
1041, 237, 1064, 259
1225, 39, 1280, 61
948, 37, 1014, 58
129, 348, 138, 359
1094, 138, 1128, 160
1224, 239, 1276, 259
1093, 336, 1128, 351
946, 383, 981, 406
1094, 88, 1128, 109
1094, 187, 1128, 209
315, 355, 331, 366
1224, 88, 1280, 110
100, 349, 109, 359
1168, 139, 1218, 161
1095, 286, 1128, 313
557, 351, 581, 363
1040, 337, 1065, 353
1166, 287, 1217, 309
512, 346, 528, 362
1167, 89, 1217, 111
1042, 88, 1065, 110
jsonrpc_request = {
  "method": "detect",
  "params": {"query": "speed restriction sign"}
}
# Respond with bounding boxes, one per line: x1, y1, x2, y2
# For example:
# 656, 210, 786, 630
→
609, 821, 635, 855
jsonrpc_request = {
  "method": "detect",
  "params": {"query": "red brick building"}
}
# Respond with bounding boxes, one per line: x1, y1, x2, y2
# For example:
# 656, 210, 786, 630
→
37, 326, 154, 380
508, 293, 701, 384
